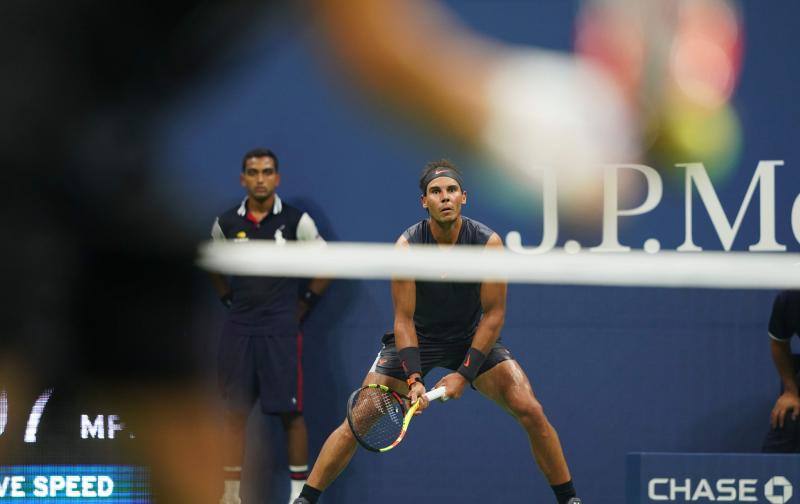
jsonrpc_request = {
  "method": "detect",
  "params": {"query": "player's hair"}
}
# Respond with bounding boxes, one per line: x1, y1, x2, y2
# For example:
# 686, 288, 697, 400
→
241, 148, 279, 172
419, 159, 462, 194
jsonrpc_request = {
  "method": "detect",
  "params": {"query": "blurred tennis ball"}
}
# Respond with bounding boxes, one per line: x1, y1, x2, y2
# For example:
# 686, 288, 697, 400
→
649, 97, 741, 184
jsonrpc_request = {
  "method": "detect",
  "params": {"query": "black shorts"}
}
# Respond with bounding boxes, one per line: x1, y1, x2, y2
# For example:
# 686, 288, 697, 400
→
217, 319, 303, 414
371, 333, 514, 382
762, 417, 800, 453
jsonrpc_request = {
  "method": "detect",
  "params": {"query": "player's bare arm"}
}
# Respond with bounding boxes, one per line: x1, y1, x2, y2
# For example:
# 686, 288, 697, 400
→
770, 338, 800, 429
209, 217, 233, 305
391, 235, 429, 412
436, 232, 506, 399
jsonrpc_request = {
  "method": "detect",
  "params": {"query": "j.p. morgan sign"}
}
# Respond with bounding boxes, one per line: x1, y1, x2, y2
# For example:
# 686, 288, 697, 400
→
509, 161, 797, 254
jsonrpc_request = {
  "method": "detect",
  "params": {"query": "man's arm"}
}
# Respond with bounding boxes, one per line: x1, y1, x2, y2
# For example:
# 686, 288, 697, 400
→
209, 217, 232, 306
391, 235, 429, 411
297, 277, 332, 322
209, 273, 231, 300
392, 277, 418, 358
469, 233, 507, 354
296, 212, 332, 320
307, 278, 332, 296
770, 337, 800, 429
436, 233, 506, 399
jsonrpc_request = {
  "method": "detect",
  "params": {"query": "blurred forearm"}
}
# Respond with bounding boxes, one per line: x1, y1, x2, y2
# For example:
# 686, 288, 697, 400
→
208, 272, 230, 298
771, 339, 798, 395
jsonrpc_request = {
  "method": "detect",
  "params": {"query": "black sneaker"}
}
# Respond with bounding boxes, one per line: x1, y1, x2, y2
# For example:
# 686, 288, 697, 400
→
292, 499, 311, 504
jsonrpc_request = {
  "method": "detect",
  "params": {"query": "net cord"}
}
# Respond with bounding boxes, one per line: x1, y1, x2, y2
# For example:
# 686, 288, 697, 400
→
198, 240, 800, 289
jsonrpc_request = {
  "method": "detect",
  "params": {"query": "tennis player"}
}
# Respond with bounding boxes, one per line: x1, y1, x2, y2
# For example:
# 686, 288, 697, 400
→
762, 290, 800, 452
294, 160, 581, 504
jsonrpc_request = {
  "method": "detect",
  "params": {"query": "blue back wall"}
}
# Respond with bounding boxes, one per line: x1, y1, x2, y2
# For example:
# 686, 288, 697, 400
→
163, 2, 800, 502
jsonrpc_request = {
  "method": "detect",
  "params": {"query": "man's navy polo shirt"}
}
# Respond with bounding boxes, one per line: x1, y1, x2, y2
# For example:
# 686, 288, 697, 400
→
211, 195, 323, 330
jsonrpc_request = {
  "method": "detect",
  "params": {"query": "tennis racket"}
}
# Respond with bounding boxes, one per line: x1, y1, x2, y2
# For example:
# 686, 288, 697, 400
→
346, 384, 447, 453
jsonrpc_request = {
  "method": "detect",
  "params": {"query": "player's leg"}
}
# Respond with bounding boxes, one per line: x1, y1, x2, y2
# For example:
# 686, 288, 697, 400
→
220, 410, 249, 503
297, 334, 441, 504
297, 371, 406, 504
280, 412, 309, 501
762, 414, 800, 453
255, 330, 311, 503
474, 357, 579, 504
218, 322, 259, 504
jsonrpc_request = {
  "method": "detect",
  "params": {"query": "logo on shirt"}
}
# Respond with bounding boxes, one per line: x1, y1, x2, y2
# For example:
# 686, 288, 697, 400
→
274, 226, 287, 245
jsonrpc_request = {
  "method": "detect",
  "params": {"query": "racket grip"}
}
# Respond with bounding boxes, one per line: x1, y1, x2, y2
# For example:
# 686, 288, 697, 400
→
424, 387, 448, 402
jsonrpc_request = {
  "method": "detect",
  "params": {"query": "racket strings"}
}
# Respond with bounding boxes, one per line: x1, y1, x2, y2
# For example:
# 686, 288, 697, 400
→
349, 388, 406, 449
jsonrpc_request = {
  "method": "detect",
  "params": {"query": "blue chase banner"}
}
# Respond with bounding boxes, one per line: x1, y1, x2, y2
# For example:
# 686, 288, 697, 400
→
627, 453, 800, 504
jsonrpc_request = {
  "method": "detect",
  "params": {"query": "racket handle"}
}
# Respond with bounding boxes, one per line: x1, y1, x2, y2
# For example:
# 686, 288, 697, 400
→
424, 387, 448, 402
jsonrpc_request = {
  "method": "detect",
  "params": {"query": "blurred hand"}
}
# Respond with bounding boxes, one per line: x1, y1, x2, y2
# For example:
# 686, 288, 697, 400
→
296, 300, 310, 323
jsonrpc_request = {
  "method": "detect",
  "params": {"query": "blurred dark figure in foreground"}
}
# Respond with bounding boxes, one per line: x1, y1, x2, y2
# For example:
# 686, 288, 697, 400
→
0, 2, 284, 501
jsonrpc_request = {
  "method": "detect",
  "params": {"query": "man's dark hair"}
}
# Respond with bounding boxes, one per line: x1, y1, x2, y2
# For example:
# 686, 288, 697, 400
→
241, 148, 279, 172
419, 158, 462, 194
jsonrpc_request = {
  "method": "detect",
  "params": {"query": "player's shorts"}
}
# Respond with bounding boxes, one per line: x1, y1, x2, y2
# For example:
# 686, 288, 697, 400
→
762, 416, 800, 453
371, 332, 514, 382
217, 319, 303, 414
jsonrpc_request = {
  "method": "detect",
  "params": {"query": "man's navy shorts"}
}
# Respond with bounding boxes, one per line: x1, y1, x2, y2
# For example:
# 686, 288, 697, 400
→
218, 319, 303, 414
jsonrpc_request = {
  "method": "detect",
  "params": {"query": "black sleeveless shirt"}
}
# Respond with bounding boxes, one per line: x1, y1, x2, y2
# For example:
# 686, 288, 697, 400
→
401, 217, 495, 343
770, 290, 800, 341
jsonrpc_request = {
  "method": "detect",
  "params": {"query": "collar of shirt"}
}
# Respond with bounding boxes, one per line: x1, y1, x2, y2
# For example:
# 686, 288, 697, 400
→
236, 194, 283, 218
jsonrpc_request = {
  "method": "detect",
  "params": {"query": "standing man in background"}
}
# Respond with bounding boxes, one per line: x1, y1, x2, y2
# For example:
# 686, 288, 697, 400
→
210, 148, 331, 504
763, 290, 800, 453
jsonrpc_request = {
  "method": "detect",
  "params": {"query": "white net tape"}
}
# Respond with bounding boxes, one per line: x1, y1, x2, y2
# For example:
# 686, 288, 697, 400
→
198, 240, 800, 289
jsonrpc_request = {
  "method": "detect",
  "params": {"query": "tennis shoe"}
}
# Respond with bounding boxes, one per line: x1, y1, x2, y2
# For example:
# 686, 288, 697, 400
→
566, 499, 582, 504
292, 498, 311, 504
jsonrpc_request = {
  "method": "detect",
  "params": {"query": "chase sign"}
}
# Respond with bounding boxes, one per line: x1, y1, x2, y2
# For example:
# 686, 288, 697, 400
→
627, 453, 800, 503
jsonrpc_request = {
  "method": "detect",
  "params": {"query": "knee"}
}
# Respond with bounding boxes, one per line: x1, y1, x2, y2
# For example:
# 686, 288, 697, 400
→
336, 420, 356, 443
511, 398, 550, 433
